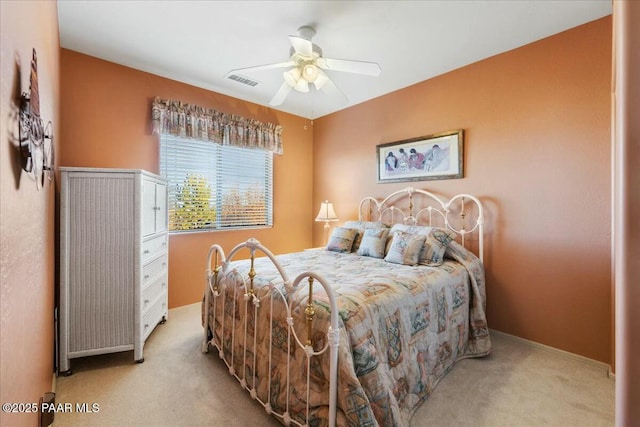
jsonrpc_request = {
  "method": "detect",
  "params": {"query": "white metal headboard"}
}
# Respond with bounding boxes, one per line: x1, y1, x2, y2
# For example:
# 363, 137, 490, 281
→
358, 187, 484, 261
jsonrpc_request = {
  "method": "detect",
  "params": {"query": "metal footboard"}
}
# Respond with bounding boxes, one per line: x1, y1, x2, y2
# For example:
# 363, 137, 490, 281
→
202, 238, 339, 427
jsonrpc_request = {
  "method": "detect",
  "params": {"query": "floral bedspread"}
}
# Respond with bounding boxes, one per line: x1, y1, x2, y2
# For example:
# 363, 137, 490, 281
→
204, 242, 491, 426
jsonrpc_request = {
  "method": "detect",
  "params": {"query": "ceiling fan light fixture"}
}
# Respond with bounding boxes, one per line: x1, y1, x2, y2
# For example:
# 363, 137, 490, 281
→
229, 25, 380, 106
283, 67, 301, 87
294, 77, 309, 93
284, 67, 310, 92
301, 63, 319, 83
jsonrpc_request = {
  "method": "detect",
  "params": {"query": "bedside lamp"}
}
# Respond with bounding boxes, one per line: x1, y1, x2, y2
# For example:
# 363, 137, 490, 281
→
315, 200, 339, 244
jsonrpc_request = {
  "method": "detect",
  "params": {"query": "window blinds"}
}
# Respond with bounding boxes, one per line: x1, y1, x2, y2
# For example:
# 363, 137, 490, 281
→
160, 135, 273, 232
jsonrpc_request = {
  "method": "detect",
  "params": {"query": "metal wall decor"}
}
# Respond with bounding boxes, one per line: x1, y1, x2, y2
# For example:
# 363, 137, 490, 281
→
19, 48, 54, 189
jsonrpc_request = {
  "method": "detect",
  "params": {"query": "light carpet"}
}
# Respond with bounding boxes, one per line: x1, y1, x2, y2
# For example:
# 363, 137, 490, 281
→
54, 303, 614, 426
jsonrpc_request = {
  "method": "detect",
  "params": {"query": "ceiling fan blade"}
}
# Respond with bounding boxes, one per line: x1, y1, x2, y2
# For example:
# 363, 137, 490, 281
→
289, 35, 313, 57
313, 69, 330, 91
269, 82, 293, 106
316, 57, 381, 76
319, 77, 348, 103
226, 61, 295, 76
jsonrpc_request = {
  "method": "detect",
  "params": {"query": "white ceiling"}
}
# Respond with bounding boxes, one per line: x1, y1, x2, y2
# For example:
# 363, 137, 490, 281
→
57, 0, 611, 120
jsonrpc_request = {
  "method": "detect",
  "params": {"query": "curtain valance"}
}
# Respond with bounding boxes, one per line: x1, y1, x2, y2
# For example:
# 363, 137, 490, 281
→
151, 97, 283, 155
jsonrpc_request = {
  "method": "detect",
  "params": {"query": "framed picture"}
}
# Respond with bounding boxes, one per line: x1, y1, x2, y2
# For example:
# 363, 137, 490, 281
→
377, 129, 464, 183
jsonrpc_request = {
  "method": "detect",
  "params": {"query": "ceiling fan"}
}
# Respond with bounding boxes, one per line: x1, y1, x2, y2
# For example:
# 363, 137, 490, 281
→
227, 26, 382, 106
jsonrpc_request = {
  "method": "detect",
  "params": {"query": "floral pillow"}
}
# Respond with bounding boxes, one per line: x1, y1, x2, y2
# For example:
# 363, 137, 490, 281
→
326, 227, 359, 253
342, 220, 389, 251
384, 231, 426, 265
389, 224, 456, 267
357, 228, 390, 258
418, 227, 456, 266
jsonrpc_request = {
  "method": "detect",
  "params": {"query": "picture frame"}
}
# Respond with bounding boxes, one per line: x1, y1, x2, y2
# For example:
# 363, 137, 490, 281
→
376, 129, 464, 183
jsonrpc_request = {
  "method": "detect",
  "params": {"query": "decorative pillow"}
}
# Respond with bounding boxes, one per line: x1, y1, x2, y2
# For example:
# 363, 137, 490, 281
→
357, 228, 390, 258
342, 220, 389, 251
384, 231, 426, 265
418, 227, 456, 266
326, 227, 359, 253
388, 224, 456, 267
389, 223, 433, 237
387, 224, 429, 253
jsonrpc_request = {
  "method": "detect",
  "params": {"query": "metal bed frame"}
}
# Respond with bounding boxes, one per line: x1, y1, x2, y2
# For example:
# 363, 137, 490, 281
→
202, 187, 484, 426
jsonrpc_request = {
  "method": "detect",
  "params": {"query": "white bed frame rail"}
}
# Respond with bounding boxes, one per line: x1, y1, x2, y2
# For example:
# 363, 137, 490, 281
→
202, 238, 340, 427
358, 187, 484, 261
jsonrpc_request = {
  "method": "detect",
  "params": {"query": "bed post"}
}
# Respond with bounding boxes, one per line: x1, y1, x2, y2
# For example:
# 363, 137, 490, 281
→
446, 193, 484, 263
304, 277, 315, 346
203, 244, 226, 353
292, 272, 340, 427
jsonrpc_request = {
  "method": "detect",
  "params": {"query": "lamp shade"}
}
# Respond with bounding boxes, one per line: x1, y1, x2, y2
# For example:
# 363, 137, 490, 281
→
315, 201, 339, 222
301, 63, 320, 83
283, 67, 301, 87
284, 68, 310, 93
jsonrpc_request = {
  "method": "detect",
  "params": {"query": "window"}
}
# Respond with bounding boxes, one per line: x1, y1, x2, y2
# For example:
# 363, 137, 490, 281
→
160, 135, 273, 232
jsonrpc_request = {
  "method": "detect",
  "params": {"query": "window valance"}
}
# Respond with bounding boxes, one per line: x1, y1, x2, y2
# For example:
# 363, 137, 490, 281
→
151, 97, 283, 155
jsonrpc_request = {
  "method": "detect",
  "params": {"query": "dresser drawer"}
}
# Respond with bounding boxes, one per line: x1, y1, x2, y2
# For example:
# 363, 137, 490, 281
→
142, 274, 168, 315
142, 254, 167, 286
142, 233, 167, 263
142, 293, 167, 341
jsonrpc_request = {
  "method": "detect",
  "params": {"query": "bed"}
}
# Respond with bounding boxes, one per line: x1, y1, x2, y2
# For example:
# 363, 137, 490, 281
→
202, 187, 491, 427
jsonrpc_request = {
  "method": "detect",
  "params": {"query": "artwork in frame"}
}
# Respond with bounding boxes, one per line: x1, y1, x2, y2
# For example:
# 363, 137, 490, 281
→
377, 129, 464, 183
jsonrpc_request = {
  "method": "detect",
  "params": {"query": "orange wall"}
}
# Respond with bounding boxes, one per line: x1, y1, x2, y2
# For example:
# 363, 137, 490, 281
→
0, 1, 59, 426
60, 50, 314, 308
313, 18, 612, 363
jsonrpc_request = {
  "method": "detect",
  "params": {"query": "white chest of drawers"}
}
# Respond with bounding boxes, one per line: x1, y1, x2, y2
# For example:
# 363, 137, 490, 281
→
59, 168, 169, 374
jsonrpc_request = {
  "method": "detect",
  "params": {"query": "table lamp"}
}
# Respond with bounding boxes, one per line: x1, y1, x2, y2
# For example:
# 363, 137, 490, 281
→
315, 200, 339, 244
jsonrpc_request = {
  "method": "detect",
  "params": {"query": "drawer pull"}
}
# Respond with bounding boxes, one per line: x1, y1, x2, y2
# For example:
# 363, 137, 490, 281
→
144, 299, 150, 306
143, 249, 150, 254
162, 262, 167, 267
162, 282, 167, 288
144, 274, 150, 279
144, 323, 149, 330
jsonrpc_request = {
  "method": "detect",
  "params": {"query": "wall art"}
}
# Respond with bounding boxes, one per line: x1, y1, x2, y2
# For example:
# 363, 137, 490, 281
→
376, 129, 463, 183
19, 48, 54, 189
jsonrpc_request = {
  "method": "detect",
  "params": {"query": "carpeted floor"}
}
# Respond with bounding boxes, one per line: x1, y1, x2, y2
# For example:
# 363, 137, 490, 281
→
54, 303, 614, 426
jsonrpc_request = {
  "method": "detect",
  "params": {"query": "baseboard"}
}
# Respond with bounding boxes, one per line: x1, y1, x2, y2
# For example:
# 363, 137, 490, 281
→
489, 329, 614, 380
